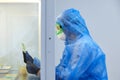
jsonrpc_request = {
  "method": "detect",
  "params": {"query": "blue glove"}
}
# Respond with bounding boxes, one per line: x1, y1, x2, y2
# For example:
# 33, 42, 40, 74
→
23, 51, 40, 75
26, 57, 40, 75
26, 61, 40, 75
33, 57, 41, 69
23, 51, 33, 63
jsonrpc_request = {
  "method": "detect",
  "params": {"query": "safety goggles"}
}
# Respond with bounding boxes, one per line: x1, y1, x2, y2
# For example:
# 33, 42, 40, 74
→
56, 23, 64, 35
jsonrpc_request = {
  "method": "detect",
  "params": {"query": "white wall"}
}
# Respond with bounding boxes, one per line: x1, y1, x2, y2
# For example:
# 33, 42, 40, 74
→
55, 0, 120, 80
0, 3, 40, 67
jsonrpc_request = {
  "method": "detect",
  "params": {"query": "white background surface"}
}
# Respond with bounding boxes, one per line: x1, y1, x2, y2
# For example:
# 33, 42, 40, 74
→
0, 3, 40, 67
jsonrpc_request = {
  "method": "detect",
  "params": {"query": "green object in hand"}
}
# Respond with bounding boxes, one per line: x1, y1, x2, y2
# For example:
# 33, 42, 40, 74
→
22, 43, 26, 52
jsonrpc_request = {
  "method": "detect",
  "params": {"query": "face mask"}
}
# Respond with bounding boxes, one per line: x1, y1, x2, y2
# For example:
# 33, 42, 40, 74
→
56, 23, 66, 40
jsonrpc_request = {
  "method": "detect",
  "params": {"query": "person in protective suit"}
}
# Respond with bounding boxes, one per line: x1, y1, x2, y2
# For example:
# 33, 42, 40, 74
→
55, 8, 108, 80
25, 8, 108, 80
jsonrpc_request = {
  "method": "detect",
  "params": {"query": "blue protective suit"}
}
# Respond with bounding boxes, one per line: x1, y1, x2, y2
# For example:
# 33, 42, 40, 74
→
56, 8, 108, 80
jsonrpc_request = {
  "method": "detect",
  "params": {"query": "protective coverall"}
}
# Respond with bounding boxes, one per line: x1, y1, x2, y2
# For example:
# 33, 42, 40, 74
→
56, 8, 108, 80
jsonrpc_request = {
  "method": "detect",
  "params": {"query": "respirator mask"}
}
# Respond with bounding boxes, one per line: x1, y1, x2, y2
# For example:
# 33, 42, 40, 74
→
56, 23, 66, 40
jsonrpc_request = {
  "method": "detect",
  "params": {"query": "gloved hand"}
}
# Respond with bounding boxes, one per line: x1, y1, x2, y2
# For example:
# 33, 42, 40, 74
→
26, 61, 40, 75
23, 51, 33, 63
33, 57, 40, 68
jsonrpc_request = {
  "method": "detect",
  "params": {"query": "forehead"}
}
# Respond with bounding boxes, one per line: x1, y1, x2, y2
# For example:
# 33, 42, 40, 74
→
56, 23, 60, 27
56, 23, 61, 30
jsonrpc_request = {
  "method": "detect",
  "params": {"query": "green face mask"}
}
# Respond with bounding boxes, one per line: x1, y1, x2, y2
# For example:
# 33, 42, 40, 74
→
56, 23, 66, 40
